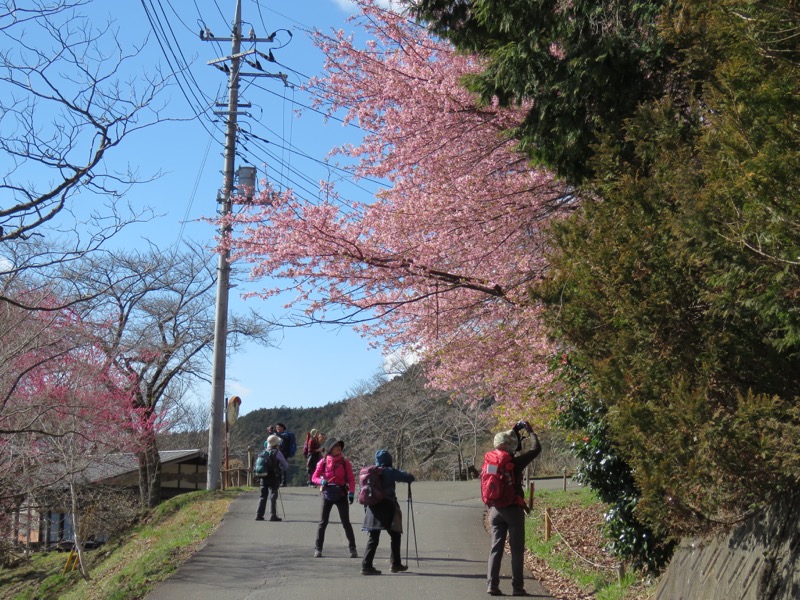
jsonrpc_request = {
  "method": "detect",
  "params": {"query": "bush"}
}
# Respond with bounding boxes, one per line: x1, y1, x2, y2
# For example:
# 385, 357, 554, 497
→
552, 356, 675, 572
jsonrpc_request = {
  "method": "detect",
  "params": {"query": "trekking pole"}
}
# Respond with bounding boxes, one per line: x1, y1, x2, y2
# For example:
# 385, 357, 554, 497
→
408, 483, 419, 566
278, 486, 286, 518
406, 487, 411, 565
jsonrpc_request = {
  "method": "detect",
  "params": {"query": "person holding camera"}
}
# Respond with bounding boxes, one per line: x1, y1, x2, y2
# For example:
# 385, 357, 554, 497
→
483, 421, 541, 597
311, 437, 358, 559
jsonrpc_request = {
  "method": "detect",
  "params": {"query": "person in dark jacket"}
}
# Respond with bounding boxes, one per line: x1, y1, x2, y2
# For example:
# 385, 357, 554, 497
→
360, 449, 415, 575
486, 421, 541, 596
275, 423, 297, 486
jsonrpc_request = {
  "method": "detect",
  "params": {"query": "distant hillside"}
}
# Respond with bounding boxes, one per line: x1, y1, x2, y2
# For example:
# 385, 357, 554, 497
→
229, 400, 347, 486
160, 365, 574, 486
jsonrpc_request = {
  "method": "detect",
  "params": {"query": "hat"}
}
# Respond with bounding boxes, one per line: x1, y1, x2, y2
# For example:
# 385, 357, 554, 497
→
375, 449, 393, 467
493, 430, 517, 452
324, 437, 344, 453
310, 428, 319, 437
266, 434, 281, 448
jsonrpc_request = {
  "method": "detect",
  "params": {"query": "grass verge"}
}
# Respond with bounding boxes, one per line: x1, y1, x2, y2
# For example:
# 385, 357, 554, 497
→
1, 488, 246, 600
523, 487, 656, 600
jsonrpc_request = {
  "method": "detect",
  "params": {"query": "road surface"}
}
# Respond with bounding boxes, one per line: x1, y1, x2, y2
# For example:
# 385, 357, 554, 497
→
148, 480, 572, 599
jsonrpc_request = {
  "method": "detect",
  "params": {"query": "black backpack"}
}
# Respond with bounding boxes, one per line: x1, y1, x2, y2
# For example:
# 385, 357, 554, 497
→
254, 448, 280, 484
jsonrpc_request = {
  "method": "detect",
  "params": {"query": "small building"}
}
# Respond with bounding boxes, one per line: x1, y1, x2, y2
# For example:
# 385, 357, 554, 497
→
8, 449, 208, 551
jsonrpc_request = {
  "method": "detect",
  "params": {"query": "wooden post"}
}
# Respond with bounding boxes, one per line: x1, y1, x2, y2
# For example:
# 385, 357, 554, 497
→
528, 481, 535, 511
616, 563, 625, 584
544, 507, 552, 541
562, 467, 567, 491
247, 447, 254, 487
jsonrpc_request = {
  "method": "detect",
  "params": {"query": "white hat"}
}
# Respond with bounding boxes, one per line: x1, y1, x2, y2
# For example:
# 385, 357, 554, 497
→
267, 434, 281, 448
493, 430, 516, 452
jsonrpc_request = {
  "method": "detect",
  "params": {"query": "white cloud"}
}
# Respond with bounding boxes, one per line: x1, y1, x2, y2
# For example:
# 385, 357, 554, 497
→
332, 0, 403, 14
0, 256, 13, 277
226, 381, 253, 402
382, 346, 420, 377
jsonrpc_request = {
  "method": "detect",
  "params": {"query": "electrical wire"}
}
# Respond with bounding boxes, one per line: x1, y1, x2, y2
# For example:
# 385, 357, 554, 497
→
138, 0, 223, 141
175, 131, 215, 247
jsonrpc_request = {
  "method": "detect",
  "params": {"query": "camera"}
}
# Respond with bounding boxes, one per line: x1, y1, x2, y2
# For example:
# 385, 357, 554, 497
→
513, 420, 533, 435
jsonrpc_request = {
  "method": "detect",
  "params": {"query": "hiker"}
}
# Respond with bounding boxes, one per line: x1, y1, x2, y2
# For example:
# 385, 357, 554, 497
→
275, 423, 297, 486
359, 449, 415, 575
311, 437, 358, 559
255, 434, 288, 522
303, 429, 326, 487
483, 421, 541, 597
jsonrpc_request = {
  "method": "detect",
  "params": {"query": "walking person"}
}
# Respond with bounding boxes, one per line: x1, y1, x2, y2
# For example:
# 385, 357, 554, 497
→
303, 429, 325, 487
360, 449, 415, 575
255, 434, 288, 522
311, 437, 358, 558
275, 423, 297, 486
483, 421, 541, 596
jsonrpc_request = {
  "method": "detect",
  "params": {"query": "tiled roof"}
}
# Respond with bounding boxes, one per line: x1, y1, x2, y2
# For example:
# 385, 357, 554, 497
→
81, 449, 206, 484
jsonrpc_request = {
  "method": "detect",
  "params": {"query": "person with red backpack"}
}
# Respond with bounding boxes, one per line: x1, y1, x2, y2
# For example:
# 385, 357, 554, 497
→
303, 429, 325, 487
311, 437, 358, 559
483, 421, 541, 597
358, 449, 415, 575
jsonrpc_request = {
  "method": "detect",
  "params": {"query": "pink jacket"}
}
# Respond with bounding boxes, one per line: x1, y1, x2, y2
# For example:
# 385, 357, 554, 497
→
312, 454, 355, 491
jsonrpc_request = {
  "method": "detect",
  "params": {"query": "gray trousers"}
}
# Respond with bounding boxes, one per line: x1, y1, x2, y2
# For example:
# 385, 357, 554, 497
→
487, 504, 526, 591
256, 481, 279, 519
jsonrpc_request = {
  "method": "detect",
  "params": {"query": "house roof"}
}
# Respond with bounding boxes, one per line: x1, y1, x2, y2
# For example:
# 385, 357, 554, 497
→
83, 449, 207, 484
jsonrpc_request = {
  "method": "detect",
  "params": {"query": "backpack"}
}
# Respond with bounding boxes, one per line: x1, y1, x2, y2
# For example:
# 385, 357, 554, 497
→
254, 448, 280, 484
480, 449, 518, 508
358, 465, 386, 506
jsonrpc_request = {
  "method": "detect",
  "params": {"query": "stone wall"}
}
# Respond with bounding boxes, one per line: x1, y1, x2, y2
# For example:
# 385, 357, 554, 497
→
655, 493, 800, 600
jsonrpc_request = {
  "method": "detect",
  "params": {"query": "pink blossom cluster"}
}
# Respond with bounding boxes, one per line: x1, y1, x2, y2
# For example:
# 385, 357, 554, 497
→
1, 297, 153, 494
224, 1, 575, 407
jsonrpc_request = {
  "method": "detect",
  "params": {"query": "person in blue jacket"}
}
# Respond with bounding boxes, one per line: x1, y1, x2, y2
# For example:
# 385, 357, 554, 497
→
360, 449, 415, 575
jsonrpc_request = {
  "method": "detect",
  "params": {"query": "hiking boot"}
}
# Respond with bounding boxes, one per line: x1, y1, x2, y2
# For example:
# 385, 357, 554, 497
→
361, 566, 382, 575
512, 589, 528, 597
269, 515, 282, 522
313, 549, 322, 558
487, 586, 502, 596
390, 564, 408, 573
349, 548, 359, 558
254, 516, 265, 521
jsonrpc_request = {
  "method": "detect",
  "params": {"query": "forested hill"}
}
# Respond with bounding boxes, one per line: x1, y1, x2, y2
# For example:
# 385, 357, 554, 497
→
231, 401, 345, 453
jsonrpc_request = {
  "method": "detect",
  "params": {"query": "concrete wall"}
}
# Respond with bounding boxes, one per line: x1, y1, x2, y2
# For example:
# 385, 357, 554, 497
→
655, 493, 800, 600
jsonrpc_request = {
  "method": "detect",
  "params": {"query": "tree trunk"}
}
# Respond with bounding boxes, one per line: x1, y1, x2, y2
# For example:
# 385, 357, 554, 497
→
69, 483, 90, 580
137, 434, 162, 508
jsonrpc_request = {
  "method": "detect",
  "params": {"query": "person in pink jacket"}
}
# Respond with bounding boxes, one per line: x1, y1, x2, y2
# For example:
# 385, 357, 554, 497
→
311, 437, 358, 558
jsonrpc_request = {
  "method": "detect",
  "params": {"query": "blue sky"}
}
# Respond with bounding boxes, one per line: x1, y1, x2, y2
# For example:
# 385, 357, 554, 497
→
83, 1, 391, 414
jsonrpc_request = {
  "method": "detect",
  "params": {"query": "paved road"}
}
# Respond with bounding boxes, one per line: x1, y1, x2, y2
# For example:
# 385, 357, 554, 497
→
148, 480, 572, 600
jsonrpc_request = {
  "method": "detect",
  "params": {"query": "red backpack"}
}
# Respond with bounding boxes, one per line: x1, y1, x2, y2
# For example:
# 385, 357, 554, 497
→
357, 465, 386, 506
480, 449, 520, 508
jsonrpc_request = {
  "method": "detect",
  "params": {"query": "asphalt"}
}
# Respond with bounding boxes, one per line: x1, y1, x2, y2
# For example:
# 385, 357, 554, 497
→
147, 480, 566, 600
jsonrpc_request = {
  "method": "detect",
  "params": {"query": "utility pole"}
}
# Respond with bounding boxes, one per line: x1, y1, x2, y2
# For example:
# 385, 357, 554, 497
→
203, 0, 284, 490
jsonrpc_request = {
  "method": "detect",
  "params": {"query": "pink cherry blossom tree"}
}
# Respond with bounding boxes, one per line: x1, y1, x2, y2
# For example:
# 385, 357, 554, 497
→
225, 1, 575, 410
0, 295, 141, 575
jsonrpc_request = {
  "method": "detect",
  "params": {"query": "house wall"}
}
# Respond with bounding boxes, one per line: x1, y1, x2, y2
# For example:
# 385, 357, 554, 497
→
161, 461, 205, 495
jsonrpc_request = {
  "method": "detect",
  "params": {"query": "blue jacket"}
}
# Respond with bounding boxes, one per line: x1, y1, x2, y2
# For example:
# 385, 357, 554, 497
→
278, 430, 297, 458
375, 449, 414, 501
